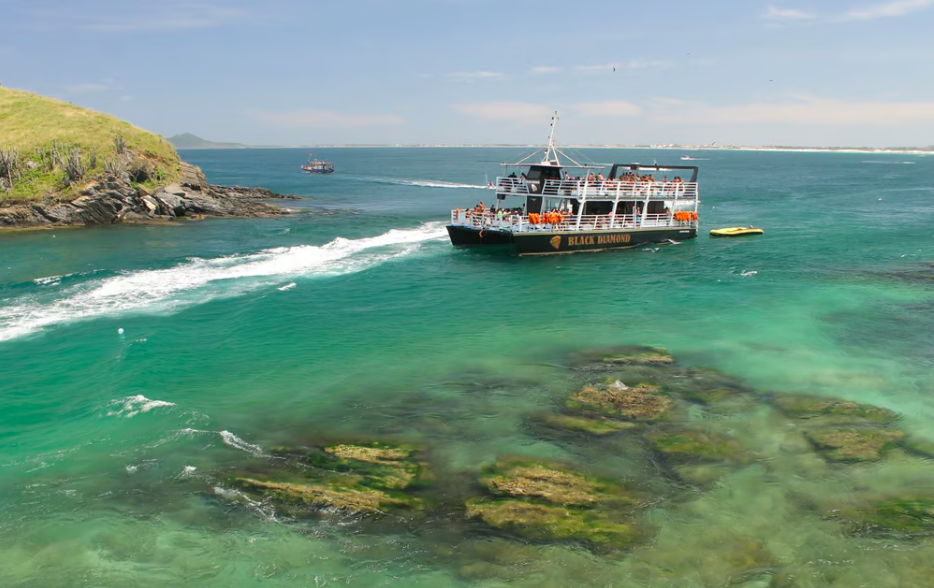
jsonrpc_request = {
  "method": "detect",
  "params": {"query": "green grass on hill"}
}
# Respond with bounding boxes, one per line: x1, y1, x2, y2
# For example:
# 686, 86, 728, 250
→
0, 87, 181, 200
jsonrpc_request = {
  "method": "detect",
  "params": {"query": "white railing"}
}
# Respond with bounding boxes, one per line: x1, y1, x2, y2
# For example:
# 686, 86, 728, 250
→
494, 177, 698, 200
450, 210, 699, 232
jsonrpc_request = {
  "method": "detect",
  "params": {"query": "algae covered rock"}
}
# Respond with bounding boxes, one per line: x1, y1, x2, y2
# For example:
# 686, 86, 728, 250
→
234, 477, 423, 514
570, 345, 675, 369
478, 458, 639, 507
529, 412, 639, 436
465, 457, 647, 550
645, 430, 746, 463
670, 367, 754, 405
836, 496, 934, 536
803, 428, 905, 462
772, 394, 898, 425
464, 498, 641, 547
567, 381, 673, 421
231, 440, 430, 517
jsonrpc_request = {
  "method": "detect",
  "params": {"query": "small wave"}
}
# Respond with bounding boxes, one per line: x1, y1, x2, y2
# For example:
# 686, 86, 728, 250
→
107, 395, 176, 418
741, 270, 759, 277
277, 282, 296, 292
0, 223, 446, 342
220, 430, 264, 456
33, 275, 64, 287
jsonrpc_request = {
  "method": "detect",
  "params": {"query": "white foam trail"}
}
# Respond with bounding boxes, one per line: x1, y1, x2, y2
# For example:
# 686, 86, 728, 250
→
0, 223, 446, 342
220, 430, 264, 456
387, 178, 491, 190
277, 282, 296, 292
107, 395, 176, 418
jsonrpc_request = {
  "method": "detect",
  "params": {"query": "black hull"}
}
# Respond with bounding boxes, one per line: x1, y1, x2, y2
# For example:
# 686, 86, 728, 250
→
447, 226, 515, 248
446, 226, 697, 255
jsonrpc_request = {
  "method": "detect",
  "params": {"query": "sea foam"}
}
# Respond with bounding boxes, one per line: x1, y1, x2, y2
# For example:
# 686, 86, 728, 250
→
220, 430, 264, 456
107, 395, 176, 418
0, 223, 446, 342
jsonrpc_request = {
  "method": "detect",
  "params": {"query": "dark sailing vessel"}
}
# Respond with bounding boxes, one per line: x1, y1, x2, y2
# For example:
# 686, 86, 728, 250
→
446, 114, 700, 255
301, 153, 335, 174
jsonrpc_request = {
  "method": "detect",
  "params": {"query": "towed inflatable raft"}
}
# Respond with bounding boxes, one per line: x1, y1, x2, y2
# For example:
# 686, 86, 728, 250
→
710, 226, 764, 237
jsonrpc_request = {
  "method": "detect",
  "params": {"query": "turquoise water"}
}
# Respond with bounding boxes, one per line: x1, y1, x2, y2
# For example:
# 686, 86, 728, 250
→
1, 148, 933, 587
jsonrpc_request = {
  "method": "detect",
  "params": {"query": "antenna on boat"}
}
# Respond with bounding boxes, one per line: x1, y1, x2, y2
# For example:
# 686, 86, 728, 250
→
544, 111, 559, 165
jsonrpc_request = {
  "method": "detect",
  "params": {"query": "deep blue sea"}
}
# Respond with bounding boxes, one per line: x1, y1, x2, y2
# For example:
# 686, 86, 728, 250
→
1, 148, 933, 587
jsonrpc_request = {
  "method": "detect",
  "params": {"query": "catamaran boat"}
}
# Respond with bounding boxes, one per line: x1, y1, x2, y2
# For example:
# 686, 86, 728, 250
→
301, 153, 335, 174
446, 115, 701, 255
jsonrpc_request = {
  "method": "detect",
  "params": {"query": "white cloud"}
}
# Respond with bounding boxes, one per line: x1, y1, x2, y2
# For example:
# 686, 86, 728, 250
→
649, 94, 934, 125
840, 0, 934, 20
454, 102, 554, 123
246, 109, 404, 128
575, 64, 615, 73
530, 66, 561, 74
763, 5, 816, 19
445, 71, 506, 82
575, 101, 642, 117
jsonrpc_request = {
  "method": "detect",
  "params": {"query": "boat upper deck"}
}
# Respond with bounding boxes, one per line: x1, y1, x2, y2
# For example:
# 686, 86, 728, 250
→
493, 176, 698, 200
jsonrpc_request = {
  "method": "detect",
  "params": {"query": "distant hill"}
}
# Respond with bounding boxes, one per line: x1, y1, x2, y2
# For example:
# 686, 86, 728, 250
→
168, 133, 247, 149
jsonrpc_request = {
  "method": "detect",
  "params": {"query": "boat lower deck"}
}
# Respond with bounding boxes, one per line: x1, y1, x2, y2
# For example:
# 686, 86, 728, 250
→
447, 225, 697, 255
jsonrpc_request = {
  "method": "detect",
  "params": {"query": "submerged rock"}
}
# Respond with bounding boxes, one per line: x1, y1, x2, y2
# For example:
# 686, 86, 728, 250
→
803, 428, 905, 462
234, 477, 423, 514
836, 496, 934, 536
771, 394, 898, 425
477, 458, 638, 507
567, 381, 673, 421
464, 498, 641, 547
529, 413, 640, 436
902, 436, 934, 459
465, 457, 647, 550
670, 367, 755, 405
570, 346, 675, 369
645, 430, 747, 463
230, 441, 430, 517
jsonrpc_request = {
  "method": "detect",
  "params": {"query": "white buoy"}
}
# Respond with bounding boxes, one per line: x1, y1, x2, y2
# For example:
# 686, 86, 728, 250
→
118, 328, 125, 335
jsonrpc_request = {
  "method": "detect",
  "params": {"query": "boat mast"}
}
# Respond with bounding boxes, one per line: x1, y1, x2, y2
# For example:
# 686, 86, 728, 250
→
543, 111, 560, 165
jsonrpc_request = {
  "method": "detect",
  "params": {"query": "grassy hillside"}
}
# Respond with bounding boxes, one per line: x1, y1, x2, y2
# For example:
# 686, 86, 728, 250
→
0, 87, 181, 200
168, 133, 247, 149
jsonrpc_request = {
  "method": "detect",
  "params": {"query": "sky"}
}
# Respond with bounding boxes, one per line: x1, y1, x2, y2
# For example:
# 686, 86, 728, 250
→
2, 0, 933, 147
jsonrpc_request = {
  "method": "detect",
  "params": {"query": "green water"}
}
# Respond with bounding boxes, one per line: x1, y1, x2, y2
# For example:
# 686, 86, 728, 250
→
1, 149, 933, 587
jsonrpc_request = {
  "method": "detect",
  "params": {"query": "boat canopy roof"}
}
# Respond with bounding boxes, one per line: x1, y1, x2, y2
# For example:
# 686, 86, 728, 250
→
608, 163, 699, 182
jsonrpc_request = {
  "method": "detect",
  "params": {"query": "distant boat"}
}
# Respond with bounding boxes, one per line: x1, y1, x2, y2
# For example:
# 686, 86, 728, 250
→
301, 153, 334, 174
681, 155, 700, 161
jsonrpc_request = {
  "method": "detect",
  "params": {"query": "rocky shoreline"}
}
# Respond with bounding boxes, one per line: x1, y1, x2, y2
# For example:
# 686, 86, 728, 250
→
0, 162, 298, 229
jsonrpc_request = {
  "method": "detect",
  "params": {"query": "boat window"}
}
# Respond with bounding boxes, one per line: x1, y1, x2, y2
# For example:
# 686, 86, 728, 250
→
583, 201, 614, 215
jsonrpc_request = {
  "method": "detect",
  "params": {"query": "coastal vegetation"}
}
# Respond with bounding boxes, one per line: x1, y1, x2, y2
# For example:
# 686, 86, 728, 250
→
0, 86, 180, 201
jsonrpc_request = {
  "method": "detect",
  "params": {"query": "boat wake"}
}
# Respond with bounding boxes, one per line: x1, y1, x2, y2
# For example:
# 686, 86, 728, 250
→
0, 223, 447, 342
364, 177, 492, 190
398, 179, 493, 190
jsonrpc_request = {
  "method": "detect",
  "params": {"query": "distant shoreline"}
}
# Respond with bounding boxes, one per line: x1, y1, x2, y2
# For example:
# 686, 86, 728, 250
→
178, 145, 932, 155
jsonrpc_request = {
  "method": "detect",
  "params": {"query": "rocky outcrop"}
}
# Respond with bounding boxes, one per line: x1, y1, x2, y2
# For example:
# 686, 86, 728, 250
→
0, 162, 297, 229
